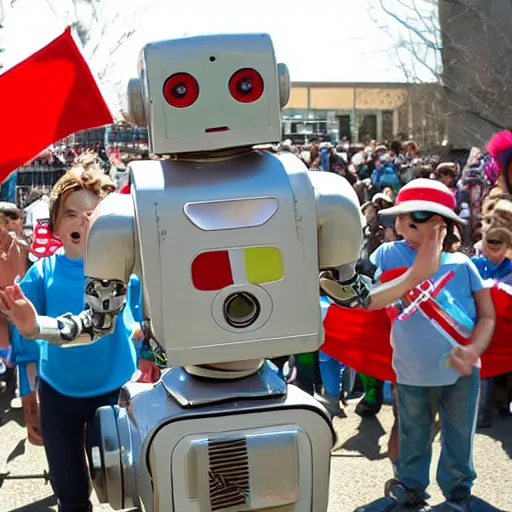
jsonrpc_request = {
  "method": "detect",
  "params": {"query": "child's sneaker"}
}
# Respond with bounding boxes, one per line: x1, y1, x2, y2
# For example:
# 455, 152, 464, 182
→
354, 481, 431, 511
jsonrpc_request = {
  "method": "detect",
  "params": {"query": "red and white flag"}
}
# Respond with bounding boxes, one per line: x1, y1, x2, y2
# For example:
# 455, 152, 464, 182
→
0, 26, 113, 182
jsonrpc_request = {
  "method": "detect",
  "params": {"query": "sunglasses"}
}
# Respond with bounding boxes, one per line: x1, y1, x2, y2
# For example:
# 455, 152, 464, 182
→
410, 211, 436, 224
2, 211, 20, 221
486, 239, 503, 246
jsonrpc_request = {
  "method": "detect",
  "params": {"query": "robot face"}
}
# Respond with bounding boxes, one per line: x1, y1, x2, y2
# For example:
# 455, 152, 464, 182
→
138, 34, 285, 154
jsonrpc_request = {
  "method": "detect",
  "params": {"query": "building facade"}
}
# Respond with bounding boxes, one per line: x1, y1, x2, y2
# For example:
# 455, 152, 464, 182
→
282, 81, 443, 147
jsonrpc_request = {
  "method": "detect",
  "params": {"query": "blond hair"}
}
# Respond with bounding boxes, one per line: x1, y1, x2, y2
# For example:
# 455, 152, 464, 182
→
49, 152, 116, 231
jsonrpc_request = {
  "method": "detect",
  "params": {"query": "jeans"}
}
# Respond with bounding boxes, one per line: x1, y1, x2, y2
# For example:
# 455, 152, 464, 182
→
38, 379, 121, 512
396, 367, 479, 500
318, 351, 356, 397
319, 351, 342, 397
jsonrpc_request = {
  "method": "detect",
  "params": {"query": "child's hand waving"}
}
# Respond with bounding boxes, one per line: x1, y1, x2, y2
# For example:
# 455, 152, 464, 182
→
0, 285, 39, 338
409, 220, 447, 285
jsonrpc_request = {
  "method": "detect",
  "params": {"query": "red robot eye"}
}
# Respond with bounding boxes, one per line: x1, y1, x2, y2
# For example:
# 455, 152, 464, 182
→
163, 73, 200, 108
228, 68, 264, 103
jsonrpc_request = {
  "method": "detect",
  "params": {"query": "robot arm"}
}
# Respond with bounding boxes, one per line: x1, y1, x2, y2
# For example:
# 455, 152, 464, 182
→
28, 194, 137, 346
309, 171, 371, 308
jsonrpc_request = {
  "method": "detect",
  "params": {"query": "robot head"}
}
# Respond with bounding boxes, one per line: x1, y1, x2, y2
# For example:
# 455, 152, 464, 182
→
127, 33, 290, 155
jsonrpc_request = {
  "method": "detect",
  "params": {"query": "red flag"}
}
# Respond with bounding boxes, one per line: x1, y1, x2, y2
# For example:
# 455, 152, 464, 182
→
0, 27, 113, 181
321, 273, 512, 382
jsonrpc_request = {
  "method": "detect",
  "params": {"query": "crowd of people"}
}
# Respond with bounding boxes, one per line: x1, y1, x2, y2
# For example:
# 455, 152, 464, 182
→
275, 135, 512, 511
0, 132, 510, 512
21, 145, 111, 171
284, 136, 511, 414
285, 138, 495, 255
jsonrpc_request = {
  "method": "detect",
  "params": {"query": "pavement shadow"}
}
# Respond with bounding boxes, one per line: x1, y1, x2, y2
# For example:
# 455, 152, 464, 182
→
7, 494, 57, 512
6, 438, 26, 464
477, 414, 512, 459
332, 415, 388, 461
0, 403, 25, 429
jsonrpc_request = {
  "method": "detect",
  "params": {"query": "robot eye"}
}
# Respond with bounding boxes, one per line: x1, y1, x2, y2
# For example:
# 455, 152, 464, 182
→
162, 73, 200, 108
228, 68, 264, 103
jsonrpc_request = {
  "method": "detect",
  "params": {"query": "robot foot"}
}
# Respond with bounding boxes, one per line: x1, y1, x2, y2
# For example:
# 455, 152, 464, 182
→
315, 393, 343, 418
354, 481, 431, 512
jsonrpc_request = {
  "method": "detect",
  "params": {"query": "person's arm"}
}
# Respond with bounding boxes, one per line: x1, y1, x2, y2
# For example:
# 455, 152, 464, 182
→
18, 362, 38, 396
367, 222, 447, 310
365, 242, 420, 310
446, 259, 496, 375
367, 269, 420, 310
466, 258, 496, 356
469, 288, 496, 356
10, 264, 45, 396
126, 275, 146, 360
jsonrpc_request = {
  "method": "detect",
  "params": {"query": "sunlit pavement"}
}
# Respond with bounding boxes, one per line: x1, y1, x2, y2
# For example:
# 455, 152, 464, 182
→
1, 397, 511, 511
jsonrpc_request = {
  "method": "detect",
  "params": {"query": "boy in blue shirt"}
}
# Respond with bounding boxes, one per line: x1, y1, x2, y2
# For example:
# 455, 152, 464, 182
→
472, 198, 512, 284
472, 198, 512, 428
355, 179, 496, 512
0, 155, 142, 512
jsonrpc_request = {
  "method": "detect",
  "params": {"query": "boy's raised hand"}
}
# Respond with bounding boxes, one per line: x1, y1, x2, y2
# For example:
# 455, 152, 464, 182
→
409, 220, 447, 285
0, 285, 39, 338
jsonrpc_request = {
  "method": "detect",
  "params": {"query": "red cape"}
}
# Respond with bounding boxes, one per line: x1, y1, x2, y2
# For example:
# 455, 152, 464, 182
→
320, 271, 512, 382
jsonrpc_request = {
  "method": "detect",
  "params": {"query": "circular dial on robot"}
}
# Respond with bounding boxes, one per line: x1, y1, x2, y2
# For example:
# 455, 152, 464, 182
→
162, 73, 200, 108
228, 68, 264, 103
223, 292, 261, 328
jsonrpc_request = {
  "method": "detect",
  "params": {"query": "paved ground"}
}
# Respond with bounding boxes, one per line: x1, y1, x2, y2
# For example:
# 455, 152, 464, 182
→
1, 396, 511, 512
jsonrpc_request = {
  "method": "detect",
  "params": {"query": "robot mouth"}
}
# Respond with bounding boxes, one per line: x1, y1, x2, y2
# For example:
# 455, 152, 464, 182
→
205, 126, 230, 133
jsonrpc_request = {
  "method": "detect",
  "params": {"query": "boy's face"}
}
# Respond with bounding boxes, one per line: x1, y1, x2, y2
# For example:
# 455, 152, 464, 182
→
395, 212, 443, 251
2, 211, 23, 235
482, 234, 509, 266
439, 172, 454, 187
383, 226, 397, 242
53, 189, 100, 259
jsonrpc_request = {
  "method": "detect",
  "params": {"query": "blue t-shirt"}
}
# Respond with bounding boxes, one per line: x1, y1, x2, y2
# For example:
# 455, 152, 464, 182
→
370, 241, 485, 386
472, 256, 512, 282
371, 165, 401, 194
12, 253, 139, 398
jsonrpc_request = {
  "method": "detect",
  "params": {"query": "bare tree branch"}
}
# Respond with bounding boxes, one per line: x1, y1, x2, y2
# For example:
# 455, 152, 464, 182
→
375, 0, 512, 148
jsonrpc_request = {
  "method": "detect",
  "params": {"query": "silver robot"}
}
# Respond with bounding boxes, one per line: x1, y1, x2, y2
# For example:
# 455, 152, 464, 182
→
29, 33, 368, 512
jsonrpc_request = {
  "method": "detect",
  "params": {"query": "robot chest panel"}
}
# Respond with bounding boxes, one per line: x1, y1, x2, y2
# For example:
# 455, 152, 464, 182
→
155, 154, 315, 280
132, 154, 321, 361
165, 156, 314, 272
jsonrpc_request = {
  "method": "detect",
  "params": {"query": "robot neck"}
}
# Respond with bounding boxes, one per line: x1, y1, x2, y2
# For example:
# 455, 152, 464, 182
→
184, 359, 265, 380
162, 145, 263, 162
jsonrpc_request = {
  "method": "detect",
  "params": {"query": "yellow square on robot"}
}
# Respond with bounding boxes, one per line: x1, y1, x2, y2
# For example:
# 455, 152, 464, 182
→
243, 247, 284, 284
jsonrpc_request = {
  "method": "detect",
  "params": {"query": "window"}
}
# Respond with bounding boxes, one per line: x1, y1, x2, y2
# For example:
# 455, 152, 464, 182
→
358, 115, 377, 142
337, 115, 351, 140
382, 110, 394, 141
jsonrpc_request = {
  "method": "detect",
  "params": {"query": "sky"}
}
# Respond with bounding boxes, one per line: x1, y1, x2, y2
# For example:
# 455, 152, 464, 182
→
0, 0, 439, 115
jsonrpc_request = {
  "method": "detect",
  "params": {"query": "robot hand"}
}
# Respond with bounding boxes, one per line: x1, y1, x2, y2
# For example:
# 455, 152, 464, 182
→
319, 269, 371, 309
30, 279, 127, 346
